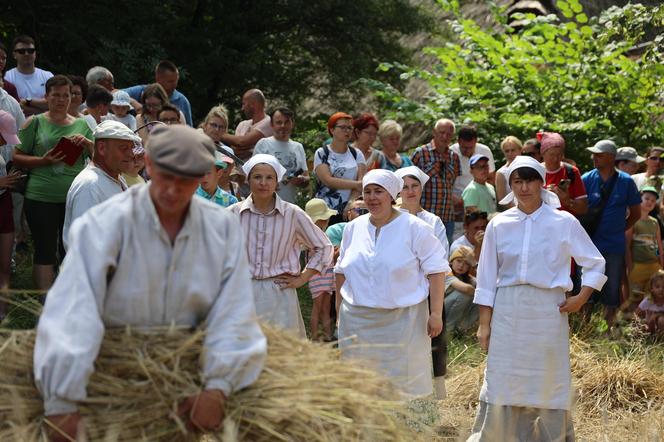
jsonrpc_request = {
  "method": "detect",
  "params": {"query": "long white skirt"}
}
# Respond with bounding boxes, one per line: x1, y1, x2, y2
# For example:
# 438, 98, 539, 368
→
480, 285, 571, 410
251, 279, 306, 338
338, 299, 432, 398
468, 285, 574, 442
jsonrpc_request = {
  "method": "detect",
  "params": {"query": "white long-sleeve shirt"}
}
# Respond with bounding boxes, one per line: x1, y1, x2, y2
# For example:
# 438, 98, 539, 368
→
34, 184, 267, 415
335, 212, 450, 309
400, 208, 450, 253
474, 203, 607, 307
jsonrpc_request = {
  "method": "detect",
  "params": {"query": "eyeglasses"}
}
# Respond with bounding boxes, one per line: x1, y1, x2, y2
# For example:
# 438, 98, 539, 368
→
647, 156, 663, 161
351, 208, 369, 215
335, 125, 353, 131
14, 48, 36, 55
465, 211, 488, 222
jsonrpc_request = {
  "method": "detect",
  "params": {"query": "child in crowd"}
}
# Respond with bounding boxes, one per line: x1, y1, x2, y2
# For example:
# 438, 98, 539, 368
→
305, 198, 338, 341
444, 246, 478, 335
625, 186, 664, 313
121, 145, 146, 187
217, 154, 242, 201
462, 154, 497, 214
196, 152, 239, 208
107, 90, 137, 131
637, 270, 664, 335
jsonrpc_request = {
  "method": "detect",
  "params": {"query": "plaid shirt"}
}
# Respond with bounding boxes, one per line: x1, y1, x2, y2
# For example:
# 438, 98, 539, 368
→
410, 142, 460, 222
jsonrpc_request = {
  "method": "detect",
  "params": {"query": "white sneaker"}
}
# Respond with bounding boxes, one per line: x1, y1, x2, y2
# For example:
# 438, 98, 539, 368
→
434, 376, 447, 399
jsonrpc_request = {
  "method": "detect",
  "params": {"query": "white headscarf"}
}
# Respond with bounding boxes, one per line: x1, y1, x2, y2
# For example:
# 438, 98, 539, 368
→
362, 169, 404, 201
242, 154, 287, 182
394, 165, 429, 186
499, 156, 561, 208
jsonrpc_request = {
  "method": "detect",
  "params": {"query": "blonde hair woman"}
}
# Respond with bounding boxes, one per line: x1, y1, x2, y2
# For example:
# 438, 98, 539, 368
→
495, 135, 523, 207
200, 104, 229, 144
378, 120, 413, 172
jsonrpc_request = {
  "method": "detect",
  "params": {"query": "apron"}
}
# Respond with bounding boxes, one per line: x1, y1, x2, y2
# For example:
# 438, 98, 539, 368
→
339, 299, 432, 398
480, 285, 571, 410
251, 278, 306, 338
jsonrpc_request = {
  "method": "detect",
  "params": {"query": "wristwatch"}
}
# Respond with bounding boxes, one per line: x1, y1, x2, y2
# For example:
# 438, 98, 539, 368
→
25, 97, 32, 106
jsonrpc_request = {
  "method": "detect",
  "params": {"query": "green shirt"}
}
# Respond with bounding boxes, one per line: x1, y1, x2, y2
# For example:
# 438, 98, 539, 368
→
462, 180, 496, 214
632, 216, 659, 263
17, 115, 93, 203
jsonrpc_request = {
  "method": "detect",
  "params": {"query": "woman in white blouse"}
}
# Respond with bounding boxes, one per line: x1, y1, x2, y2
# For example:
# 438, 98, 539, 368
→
469, 156, 607, 441
396, 165, 449, 398
334, 169, 450, 397
229, 154, 333, 338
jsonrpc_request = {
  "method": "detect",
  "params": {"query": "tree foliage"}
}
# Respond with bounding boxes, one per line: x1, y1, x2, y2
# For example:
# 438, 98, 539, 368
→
365, 0, 664, 166
1, 0, 430, 124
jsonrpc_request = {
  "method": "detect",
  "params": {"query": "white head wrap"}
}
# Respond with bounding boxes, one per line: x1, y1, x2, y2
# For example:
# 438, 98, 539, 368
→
242, 154, 287, 182
394, 166, 429, 186
362, 169, 404, 201
499, 155, 561, 208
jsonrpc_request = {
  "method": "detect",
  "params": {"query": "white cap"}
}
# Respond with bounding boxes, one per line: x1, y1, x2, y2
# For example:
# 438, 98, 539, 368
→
242, 153, 287, 181
93, 120, 142, 143
110, 90, 133, 110
362, 169, 404, 201
395, 165, 429, 186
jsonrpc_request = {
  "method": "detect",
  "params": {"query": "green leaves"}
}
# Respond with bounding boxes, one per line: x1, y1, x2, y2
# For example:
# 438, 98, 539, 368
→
364, 1, 664, 167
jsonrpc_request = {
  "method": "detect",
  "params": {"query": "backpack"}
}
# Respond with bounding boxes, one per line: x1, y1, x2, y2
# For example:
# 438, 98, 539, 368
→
563, 163, 576, 186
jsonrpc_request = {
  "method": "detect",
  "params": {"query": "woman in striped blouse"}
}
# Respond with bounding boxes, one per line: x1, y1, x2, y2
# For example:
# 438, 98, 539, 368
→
229, 154, 333, 338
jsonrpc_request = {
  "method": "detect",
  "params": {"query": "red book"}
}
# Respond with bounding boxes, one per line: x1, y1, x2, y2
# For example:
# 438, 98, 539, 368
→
52, 137, 84, 166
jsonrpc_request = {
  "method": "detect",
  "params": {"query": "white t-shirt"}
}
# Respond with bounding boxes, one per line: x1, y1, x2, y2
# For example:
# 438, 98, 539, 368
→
451, 142, 496, 197
450, 234, 474, 255
334, 212, 450, 309
4, 67, 53, 100
83, 114, 98, 132
313, 145, 366, 212
0, 87, 25, 135
63, 164, 126, 250
106, 113, 137, 131
253, 136, 308, 203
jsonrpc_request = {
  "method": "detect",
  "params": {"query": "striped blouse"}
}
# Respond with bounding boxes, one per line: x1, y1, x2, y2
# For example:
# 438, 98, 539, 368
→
229, 195, 333, 279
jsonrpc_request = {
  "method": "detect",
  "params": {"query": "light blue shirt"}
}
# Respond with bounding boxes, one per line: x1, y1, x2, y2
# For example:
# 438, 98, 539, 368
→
124, 85, 193, 126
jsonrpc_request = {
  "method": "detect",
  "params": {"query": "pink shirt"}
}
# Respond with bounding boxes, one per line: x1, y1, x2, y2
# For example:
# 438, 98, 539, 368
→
234, 115, 273, 160
229, 195, 333, 279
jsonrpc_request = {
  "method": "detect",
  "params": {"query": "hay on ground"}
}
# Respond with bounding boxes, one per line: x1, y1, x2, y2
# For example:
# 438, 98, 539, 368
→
0, 324, 427, 441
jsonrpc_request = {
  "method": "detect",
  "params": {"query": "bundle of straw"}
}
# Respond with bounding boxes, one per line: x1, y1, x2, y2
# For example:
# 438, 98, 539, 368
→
0, 324, 425, 441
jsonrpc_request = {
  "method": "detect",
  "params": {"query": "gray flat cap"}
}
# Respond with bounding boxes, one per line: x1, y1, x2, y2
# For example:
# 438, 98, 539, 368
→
146, 125, 215, 177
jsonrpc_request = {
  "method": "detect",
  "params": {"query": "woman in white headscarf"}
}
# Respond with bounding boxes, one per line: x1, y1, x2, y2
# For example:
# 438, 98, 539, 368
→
469, 156, 607, 441
334, 169, 450, 397
396, 165, 449, 398
228, 154, 333, 338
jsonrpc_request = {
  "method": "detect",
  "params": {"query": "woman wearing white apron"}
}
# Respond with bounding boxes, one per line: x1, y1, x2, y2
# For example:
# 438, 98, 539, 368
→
334, 169, 450, 397
396, 165, 449, 399
468, 156, 607, 441
229, 154, 333, 338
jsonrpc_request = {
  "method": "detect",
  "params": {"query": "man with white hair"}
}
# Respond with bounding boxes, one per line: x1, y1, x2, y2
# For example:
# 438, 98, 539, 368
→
35, 124, 267, 441
62, 120, 140, 249
85, 66, 114, 91
410, 118, 461, 244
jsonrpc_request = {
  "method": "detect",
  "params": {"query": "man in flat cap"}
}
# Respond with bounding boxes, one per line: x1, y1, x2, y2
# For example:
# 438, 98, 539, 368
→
62, 120, 141, 250
34, 125, 267, 441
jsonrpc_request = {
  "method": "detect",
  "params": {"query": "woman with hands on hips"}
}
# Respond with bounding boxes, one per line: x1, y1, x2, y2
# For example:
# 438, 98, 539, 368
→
469, 155, 607, 442
228, 154, 333, 338
334, 169, 450, 398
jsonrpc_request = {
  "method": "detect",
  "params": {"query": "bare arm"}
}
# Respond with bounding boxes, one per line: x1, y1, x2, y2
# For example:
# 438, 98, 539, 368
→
495, 172, 507, 202
427, 272, 445, 337
625, 226, 634, 271
219, 129, 265, 152
13, 147, 65, 169
626, 204, 641, 231
315, 164, 362, 191
449, 278, 475, 296
477, 305, 492, 351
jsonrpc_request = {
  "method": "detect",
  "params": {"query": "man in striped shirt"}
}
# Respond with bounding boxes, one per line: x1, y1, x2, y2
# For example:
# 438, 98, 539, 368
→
410, 118, 461, 244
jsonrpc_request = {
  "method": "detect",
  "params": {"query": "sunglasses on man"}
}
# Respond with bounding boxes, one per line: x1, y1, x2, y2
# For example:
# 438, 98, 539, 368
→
465, 211, 488, 222
14, 48, 36, 55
